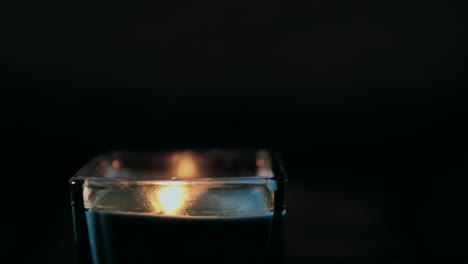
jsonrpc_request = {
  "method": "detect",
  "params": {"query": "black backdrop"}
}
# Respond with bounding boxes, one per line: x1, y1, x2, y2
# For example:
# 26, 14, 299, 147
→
1, 0, 467, 263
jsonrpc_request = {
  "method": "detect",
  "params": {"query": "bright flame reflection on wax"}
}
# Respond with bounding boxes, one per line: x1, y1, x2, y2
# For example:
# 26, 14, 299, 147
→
157, 186, 185, 214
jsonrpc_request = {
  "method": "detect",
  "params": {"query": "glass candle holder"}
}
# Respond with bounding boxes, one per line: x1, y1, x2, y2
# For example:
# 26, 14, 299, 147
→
70, 149, 287, 264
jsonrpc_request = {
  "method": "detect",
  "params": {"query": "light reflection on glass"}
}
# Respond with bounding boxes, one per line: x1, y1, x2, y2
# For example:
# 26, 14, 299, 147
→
148, 185, 186, 215
158, 186, 185, 214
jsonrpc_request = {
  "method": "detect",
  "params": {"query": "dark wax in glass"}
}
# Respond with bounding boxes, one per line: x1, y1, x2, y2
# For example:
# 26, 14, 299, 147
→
85, 211, 284, 264
70, 150, 286, 264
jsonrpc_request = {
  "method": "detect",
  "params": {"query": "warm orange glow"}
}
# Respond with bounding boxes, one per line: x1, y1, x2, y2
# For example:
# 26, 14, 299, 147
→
256, 158, 265, 167
176, 157, 197, 178
111, 160, 121, 169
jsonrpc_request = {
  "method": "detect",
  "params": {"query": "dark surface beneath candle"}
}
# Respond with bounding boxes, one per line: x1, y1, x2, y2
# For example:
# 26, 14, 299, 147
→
85, 211, 282, 264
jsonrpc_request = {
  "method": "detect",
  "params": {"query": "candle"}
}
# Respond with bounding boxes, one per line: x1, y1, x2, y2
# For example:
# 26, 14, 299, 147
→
70, 150, 286, 264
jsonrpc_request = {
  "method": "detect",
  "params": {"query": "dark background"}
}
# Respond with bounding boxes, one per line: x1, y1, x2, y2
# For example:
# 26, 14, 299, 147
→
1, 0, 467, 263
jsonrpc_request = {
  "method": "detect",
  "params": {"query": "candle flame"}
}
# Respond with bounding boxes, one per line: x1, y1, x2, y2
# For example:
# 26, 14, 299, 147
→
256, 158, 265, 167
176, 157, 197, 178
111, 159, 121, 169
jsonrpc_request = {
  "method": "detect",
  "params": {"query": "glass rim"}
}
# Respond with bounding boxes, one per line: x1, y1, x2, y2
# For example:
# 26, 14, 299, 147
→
70, 149, 287, 182
71, 176, 276, 184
